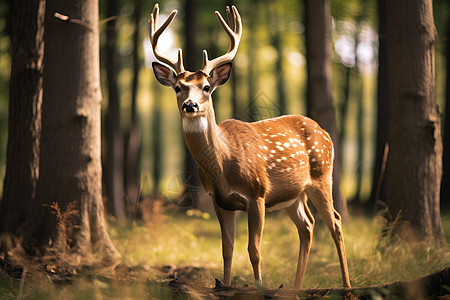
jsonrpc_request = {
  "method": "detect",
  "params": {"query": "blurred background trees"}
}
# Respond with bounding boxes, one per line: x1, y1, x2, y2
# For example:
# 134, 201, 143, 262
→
0, 0, 449, 248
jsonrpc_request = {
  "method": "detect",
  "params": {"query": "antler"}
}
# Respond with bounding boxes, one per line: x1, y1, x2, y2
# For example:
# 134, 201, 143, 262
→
149, 4, 185, 74
201, 6, 242, 75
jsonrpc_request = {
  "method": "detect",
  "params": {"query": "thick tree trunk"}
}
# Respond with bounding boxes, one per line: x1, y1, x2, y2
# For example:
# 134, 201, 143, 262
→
385, 0, 445, 246
304, 0, 347, 219
22, 0, 120, 262
0, 0, 44, 237
104, 0, 126, 225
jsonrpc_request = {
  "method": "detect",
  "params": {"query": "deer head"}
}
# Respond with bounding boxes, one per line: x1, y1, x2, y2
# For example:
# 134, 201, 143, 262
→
149, 4, 241, 128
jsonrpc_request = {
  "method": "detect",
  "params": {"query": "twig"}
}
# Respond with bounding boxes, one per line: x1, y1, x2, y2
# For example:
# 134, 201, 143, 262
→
53, 12, 93, 31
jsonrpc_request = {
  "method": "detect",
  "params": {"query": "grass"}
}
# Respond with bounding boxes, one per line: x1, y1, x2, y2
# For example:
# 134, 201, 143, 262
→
1, 208, 450, 299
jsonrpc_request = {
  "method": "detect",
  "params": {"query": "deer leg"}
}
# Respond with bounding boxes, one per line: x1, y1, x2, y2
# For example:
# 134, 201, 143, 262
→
286, 193, 315, 289
306, 184, 351, 288
213, 200, 236, 286
247, 197, 265, 285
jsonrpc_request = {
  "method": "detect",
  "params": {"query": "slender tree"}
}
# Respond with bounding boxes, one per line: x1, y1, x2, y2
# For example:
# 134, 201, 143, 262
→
268, 5, 287, 116
226, 0, 239, 119
181, 0, 202, 207
304, 0, 347, 219
0, 0, 45, 239
245, 2, 259, 122
104, 0, 126, 224
369, 0, 389, 208
152, 81, 162, 198
22, 0, 120, 262
124, 0, 142, 216
385, 0, 445, 246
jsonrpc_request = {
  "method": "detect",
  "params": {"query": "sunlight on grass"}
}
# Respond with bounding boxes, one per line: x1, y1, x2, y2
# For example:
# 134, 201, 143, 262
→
2, 211, 449, 299
109, 209, 450, 289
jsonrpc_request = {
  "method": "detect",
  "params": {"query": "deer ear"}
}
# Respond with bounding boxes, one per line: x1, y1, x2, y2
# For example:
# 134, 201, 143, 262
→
210, 62, 232, 88
153, 62, 177, 87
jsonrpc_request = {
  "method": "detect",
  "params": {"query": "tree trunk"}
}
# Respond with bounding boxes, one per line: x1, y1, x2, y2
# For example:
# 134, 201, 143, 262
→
0, 0, 44, 238
23, 0, 120, 262
181, 0, 202, 208
104, 0, 126, 225
124, 0, 142, 217
152, 81, 162, 198
440, 4, 450, 210
385, 0, 445, 246
245, 3, 259, 122
227, 0, 239, 119
304, 0, 347, 220
369, 0, 389, 208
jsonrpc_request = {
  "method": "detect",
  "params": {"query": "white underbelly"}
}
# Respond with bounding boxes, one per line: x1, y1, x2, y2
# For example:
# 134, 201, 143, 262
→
266, 198, 298, 212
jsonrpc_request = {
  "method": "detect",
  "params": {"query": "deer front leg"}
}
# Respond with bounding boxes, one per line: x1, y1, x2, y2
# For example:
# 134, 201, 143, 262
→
247, 197, 265, 285
213, 200, 236, 286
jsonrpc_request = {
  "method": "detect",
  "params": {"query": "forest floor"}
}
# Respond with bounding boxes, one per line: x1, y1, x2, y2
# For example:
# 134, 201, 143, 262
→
1, 206, 450, 299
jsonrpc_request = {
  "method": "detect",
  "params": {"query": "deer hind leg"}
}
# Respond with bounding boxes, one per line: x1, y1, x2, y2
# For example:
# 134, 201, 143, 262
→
247, 197, 265, 285
306, 183, 351, 288
286, 192, 315, 289
213, 200, 236, 286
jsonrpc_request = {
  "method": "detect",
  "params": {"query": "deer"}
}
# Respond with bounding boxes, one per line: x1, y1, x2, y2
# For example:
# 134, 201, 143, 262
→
148, 4, 351, 289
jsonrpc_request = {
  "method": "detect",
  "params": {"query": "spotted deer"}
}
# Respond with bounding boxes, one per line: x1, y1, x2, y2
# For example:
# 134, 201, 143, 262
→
149, 4, 351, 289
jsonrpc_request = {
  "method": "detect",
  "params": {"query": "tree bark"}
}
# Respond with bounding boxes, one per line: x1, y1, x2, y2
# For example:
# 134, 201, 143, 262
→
181, 0, 202, 208
0, 0, 45, 237
104, 0, 126, 225
304, 0, 347, 220
21, 0, 120, 263
124, 0, 142, 217
245, 2, 259, 122
385, 0, 445, 246
369, 0, 389, 208
440, 2, 450, 210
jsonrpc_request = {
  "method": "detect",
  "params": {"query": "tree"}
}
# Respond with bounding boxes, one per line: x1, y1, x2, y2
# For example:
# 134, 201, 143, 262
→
440, 0, 450, 210
384, 0, 445, 246
124, 0, 142, 215
20, 0, 120, 262
304, 0, 347, 219
369, 0, 389, 208
104, 0, 126, 225
0, 0, 44, 238
181, 0, 202, 207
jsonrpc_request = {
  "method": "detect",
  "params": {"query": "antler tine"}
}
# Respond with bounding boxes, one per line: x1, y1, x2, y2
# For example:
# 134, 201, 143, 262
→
149, 4, 185, 74
201, 6, 242, 75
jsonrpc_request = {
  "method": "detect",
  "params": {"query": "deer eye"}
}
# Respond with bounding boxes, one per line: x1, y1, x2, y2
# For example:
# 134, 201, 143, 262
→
203, 85, 210, 93
175, 86, 181, 93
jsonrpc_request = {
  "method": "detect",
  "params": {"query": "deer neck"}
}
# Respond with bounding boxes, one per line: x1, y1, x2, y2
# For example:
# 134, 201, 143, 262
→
181, 111, 230, 175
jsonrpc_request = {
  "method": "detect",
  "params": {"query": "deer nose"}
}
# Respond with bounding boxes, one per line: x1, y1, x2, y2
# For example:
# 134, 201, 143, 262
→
182, 100, 199, 113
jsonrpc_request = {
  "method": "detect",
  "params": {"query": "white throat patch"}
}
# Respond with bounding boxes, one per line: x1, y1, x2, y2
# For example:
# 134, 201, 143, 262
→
182, 117, 208, 133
